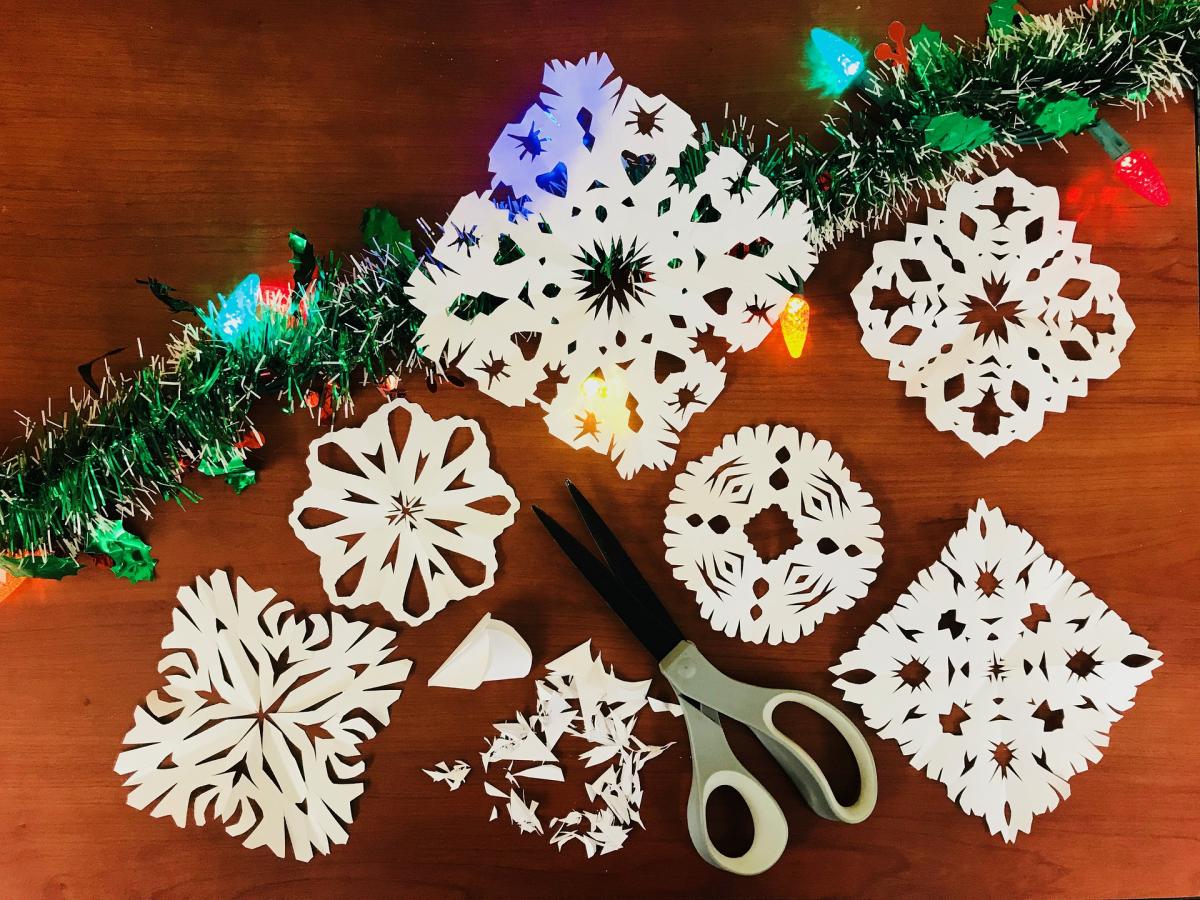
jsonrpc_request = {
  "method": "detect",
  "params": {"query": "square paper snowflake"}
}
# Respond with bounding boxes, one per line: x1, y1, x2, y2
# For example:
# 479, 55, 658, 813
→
115, 570, 411, 861
408, 53, 817, 478
851, 169, 1134, 457
832, 502, 1160, 841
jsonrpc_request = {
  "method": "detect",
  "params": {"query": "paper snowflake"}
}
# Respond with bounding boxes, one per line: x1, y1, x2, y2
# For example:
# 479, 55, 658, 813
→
408, 53, 817, 478
851, 169, 1134, 457
832, 502, 1161, 841
289, 399, 519, 625
664, 425, 884, 644
114, 570, 411, 861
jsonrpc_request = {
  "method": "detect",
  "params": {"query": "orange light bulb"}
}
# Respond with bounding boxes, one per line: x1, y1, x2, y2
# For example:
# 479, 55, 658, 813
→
781, 294, 810, 358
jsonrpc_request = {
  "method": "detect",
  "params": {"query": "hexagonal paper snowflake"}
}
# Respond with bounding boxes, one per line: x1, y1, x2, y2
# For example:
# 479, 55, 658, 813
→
408, 53, 817, 478
664, 425, 883, 644
289, 399, 519, 626
114, 570, 411, 861
832, 501, 1161, 841
851, 169, 1134, 457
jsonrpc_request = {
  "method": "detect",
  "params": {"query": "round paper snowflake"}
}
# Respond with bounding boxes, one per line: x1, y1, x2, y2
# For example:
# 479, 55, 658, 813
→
114, 570, 411, 861
851, 168, 1134, 457
408, 53, 817, 478
664, 425, 884, 644
289, 399, 519, 625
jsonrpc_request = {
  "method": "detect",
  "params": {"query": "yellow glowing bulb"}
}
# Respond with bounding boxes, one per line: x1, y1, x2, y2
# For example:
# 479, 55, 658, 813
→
781, 294, 810, 358
581, 373, 608, 401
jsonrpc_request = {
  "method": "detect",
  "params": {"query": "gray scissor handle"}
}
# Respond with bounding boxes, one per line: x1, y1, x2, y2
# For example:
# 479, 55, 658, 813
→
663, 642, 878, 862
678, 697, 789, 876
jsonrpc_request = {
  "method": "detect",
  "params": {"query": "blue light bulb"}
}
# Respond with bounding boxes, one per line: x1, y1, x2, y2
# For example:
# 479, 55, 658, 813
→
808, 28, 866, 96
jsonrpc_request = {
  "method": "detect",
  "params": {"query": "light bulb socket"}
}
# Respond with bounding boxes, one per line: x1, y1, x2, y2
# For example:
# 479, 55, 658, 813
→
1087, 119, 1132, 161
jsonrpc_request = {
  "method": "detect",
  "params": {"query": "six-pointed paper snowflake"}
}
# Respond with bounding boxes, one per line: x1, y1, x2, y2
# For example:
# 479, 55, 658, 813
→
289, 399, 519, 625
832, 501, 1161, 841
851, 169, 1134, 457
408, 53, 817, 478
114, 570, 411, 861
664, 425, 884, 644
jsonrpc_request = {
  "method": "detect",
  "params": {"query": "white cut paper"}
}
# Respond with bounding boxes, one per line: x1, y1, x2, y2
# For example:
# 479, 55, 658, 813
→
424, 760, 471, 791
428, 613, 532, 689
851, 168, 1134, 457
832, 501, 1161, 841
664, 425, 884, 644
408, 53, 817, 478
114, 570, 411, 861
479, 641, 674, 857
289, 398, 519, 626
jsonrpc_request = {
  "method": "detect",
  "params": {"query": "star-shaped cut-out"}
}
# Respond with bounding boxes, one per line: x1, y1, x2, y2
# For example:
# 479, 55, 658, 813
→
575, 410, 601, 440
478, 354, 509, 388
961, 276, 1024, 343
509, 122, 548, 160
625, 101, 665, 135
451, 223, 481, 256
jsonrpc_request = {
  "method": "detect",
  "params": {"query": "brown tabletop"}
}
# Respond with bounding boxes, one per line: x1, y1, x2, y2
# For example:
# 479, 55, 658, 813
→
1, 1, 1198, 897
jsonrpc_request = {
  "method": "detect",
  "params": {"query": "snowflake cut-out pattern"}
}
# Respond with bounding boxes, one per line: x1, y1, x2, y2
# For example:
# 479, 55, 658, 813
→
289, 399, 519, 625
832, 501, 1161, 841
409, 53, 817, 478
114, 570, 411, 861
664, 425, 884, 644
851, 169, 1134, 457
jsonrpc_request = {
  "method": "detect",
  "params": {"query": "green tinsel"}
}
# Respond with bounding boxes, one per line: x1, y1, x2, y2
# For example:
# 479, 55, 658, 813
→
709, 0, 1199, 244
0, 0, 1196, 577
0, 223, 429, 568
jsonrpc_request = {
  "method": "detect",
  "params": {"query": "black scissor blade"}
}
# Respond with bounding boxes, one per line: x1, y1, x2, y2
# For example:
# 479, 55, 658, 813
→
566, 480, 661, 605
533, 505, 684, 662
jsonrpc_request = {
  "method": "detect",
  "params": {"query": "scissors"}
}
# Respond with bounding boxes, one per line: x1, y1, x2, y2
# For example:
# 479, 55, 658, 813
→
533, 481, 878, 877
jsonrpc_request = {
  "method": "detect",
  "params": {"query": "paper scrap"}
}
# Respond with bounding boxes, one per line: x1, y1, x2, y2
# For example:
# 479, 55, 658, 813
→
832, 501, 1162, 841
505, 788, 544, 835
428, 613, 532, 690
114, 570, 411, 861
423, 760, 471, 791
512, 764, 565, 782
664, 424, 884, 644
851, 168, 1134, 457
647, 696, 683, 717
289, 398, 519, 626
407, 53, 817, 478
478, 641, 675, 857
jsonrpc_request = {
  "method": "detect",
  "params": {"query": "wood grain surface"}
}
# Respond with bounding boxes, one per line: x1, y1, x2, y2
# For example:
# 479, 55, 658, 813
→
1, 2, 1197, 897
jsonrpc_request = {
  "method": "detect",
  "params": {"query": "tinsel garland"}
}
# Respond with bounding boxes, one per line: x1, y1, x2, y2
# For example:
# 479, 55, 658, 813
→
1, 0, 1196, 579
698, 0, 1200, 245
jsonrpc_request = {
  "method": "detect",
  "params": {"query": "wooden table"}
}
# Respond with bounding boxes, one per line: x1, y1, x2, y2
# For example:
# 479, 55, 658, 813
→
2, 2, 1197, 897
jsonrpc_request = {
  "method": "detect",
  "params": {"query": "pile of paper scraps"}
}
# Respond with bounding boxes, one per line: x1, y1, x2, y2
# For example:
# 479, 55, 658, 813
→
426, 640, 680, 857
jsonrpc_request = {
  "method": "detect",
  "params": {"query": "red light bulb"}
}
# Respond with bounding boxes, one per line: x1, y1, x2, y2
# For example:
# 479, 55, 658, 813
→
1114, 150, 1169, 207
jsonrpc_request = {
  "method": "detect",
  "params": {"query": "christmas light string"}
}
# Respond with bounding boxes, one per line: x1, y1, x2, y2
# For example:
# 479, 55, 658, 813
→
0, 0, 1195, 583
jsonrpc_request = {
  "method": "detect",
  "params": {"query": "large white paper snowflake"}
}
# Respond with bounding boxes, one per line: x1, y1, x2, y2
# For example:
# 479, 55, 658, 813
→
664, 425, 884, 644
114, 570, 411, 861
408, 53, 817, 478
289, 399, 519, 625
832, 501, 1161, 841
851, 169, 1134, 457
